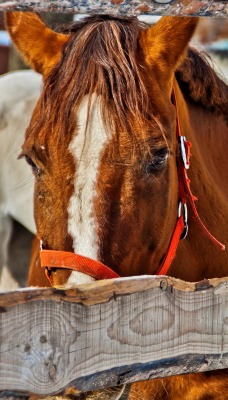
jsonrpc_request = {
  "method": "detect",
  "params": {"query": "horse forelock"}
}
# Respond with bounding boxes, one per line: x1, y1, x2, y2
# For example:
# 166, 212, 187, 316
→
29, 15, 228, 151
35, 14, 154, 147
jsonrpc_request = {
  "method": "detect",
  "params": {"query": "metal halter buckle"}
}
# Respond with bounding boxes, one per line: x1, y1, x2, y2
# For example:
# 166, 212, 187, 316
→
178, 202, 188, 240
180, 136, 189, 170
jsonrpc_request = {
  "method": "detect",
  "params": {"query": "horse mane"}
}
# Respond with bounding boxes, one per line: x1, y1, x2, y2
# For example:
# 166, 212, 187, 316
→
176, 47, 228, 121
37, 15, 228, 143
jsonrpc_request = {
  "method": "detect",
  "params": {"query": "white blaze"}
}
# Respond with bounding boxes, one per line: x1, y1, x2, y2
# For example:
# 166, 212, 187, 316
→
67, 95, 108, 285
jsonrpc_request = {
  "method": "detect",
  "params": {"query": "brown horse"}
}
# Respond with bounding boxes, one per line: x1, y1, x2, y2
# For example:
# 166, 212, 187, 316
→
6, 12, 228, 400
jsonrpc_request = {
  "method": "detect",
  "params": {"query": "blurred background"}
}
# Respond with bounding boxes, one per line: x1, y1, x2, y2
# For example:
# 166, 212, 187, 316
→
0, 13, 227, 288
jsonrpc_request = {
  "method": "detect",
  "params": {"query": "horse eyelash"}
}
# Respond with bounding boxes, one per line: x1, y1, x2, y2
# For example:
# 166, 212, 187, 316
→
18, 152, 41, 175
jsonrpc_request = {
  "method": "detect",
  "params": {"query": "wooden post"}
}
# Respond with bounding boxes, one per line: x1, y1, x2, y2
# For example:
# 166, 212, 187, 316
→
0, 0, 228, 17
0, 276, 228, 397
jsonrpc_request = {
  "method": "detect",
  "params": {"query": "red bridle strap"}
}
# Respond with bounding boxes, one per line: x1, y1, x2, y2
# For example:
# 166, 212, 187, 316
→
40, 250, 120, 284
156, 216, 185, 276
155, 91, 225, 276
173, 89, 225, 252
40, 215, 185, 283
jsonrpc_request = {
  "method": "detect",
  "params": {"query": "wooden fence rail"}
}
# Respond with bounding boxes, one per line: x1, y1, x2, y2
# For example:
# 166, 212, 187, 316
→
0, 0, 228, 17
0, 275, 228, 397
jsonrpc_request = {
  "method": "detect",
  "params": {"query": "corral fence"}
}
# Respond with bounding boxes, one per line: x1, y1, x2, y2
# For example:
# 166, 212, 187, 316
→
0, 0, 227, 397
0, 276, 228, 397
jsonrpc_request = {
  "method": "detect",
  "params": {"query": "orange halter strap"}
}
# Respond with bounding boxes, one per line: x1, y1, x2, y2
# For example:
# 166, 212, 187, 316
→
40, 90, 225, 285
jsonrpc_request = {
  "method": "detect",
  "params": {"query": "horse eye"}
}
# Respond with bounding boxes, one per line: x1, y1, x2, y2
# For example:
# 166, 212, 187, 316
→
24, 155, 42, 176
146, 148, 169, 174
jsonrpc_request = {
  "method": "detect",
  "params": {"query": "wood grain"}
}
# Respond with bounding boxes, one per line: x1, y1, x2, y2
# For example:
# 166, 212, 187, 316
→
0, 0, 228, 17
0, 276, 227, 396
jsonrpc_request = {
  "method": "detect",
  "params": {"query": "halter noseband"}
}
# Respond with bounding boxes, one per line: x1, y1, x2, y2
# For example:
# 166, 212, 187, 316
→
40, 90, 225, 285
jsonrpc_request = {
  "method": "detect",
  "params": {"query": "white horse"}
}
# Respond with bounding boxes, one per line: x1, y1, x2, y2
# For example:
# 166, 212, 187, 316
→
0, 70, 41, 290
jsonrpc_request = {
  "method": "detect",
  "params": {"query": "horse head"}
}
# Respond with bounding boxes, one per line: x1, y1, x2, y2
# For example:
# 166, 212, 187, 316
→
5, 13, 199, 287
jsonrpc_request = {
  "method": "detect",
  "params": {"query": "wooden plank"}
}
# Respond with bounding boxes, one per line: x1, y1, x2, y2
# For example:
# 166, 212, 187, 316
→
0, 275, 228, 397
0, 0, 228, 17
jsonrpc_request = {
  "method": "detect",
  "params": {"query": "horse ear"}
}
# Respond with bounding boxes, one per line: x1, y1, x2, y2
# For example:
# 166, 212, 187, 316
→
5, 12, 69, 77
139, 16, 198, 93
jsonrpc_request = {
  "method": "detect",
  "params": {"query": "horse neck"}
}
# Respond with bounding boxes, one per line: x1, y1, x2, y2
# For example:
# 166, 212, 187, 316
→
171, 82, 228, 281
